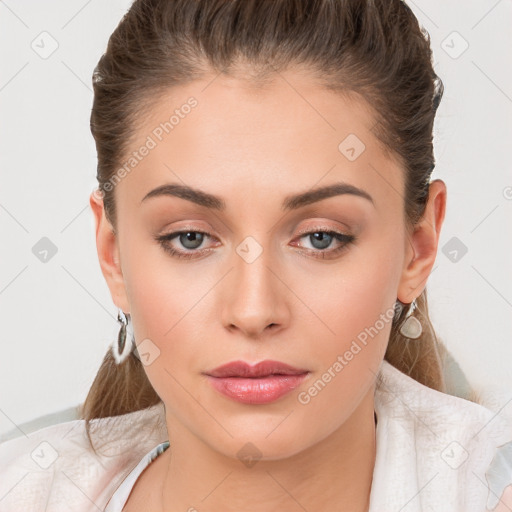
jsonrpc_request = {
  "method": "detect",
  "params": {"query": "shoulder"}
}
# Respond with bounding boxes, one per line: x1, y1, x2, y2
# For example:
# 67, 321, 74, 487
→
0, 403, 168, 511
375, 360, 512, 511
376, 359, 512, 439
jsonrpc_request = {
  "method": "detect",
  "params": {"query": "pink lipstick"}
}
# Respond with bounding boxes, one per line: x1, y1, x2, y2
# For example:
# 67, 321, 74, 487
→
204, 360, 309, 404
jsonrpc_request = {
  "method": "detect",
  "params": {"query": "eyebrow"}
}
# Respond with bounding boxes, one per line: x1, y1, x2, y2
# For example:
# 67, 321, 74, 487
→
140, 182, 374, 211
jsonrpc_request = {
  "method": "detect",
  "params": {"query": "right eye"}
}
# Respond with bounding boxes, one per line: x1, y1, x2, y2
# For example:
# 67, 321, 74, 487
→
155, 229, 219, 259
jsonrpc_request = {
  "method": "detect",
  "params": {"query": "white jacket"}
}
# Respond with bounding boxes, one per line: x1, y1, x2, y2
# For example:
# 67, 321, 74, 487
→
1, 359, 511, 512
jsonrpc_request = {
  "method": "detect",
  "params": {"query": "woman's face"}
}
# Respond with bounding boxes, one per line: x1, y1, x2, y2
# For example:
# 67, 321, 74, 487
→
92, 68, 436, 460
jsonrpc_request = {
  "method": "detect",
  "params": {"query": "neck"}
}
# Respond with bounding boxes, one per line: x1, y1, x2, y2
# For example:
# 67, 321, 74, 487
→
158, 385, 377, 512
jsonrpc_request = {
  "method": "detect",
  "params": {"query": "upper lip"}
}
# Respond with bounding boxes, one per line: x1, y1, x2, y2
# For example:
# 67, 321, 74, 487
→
205, 360, 309, 378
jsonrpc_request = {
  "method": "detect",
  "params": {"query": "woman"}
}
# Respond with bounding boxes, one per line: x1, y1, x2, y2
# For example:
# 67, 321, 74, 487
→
1, 0, 511, 511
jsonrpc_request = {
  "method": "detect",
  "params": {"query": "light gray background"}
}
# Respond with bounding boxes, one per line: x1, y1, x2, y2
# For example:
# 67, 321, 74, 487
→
1, 0, 511, 440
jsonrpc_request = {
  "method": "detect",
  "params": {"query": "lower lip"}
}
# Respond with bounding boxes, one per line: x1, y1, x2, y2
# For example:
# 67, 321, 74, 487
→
206, 374, 309, 404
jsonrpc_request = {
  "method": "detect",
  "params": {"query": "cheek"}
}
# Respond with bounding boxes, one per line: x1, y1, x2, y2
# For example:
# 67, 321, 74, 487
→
121, 241, 217, 400
291, 257, 398, 438
127, 266, 209, 369
121, 226, 206, 336
288, 227, 403, 414
295, 227, 402, 346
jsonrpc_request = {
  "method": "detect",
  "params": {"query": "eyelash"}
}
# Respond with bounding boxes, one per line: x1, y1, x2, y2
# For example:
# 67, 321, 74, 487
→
155, 227, 356, 261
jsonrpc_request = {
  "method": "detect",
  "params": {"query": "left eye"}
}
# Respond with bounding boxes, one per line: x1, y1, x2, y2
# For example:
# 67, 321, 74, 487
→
293, 229, 355, 255
301, 231, 338, 250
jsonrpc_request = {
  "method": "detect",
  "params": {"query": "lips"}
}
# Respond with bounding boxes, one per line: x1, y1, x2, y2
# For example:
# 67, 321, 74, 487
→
204, 360, 310, 404
205, 360, 309, 378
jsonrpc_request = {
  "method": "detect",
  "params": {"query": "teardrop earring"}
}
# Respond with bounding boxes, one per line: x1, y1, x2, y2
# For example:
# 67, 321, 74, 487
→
398, 299, 423, 340
112, 309, 135, 364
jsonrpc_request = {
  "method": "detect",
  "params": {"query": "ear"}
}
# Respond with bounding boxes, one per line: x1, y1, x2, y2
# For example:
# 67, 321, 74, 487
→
397, 179, 447, 303
89, 190, 130, 313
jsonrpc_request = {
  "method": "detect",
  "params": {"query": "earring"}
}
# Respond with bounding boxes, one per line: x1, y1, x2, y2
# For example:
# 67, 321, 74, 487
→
398, 299, 423, 340
112, 309, 135, 364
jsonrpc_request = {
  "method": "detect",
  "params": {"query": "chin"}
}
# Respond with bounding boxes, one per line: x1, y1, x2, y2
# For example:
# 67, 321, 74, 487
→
204, 424, 315, 463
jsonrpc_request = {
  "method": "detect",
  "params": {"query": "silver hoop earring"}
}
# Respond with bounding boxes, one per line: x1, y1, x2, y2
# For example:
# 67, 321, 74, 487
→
398, 299, 422, 340
112, 309, 135, 364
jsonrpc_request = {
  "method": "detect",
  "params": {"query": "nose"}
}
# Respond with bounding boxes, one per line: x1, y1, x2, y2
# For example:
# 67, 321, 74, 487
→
221, 245, 290, 339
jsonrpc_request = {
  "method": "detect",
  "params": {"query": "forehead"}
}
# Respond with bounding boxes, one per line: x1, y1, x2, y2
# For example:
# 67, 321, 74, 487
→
115, 68, 404, 216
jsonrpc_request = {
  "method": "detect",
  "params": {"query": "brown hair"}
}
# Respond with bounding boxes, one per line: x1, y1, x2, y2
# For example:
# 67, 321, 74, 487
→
82, 0, 480, 449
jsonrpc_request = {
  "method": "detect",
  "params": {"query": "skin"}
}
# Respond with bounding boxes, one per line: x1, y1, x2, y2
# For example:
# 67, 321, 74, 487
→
89, 67, 446, 512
